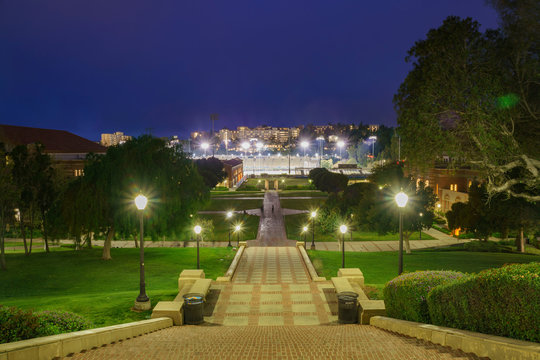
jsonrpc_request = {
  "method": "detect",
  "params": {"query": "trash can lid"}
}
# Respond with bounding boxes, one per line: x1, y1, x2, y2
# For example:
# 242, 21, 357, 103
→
337, 291, 358, 299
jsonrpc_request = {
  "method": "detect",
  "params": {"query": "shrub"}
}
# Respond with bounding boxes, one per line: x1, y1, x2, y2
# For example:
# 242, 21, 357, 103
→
428, 262, 540, 342
383, 271, 467, 323
36, 310, 93, 335
0, 305, 41, 344
0, 306, 93, 344
463, 240, 512, 253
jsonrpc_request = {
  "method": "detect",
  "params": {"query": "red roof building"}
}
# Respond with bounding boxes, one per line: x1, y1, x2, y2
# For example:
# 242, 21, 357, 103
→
0, 124, 106, 177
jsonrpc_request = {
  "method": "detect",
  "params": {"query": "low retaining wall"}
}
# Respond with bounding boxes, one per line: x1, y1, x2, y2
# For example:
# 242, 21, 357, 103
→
0, 317, 173, 360
296, 242, 326, 282
217, 244, 245, 282
370, 316, 540, 360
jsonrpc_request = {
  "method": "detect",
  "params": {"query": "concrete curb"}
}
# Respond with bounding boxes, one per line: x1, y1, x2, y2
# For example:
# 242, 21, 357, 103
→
370, 316, 540, 360
217, 245, 245, 282
0, 317, 173, 360
296, 242, 326, 282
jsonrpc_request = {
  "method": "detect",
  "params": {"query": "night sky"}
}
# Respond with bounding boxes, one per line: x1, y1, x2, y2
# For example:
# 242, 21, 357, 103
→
1, 1, 499, 141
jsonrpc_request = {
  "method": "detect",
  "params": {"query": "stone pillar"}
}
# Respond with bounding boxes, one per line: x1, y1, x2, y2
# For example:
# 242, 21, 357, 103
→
274, 179, 279, 190
265, 180, 269, 190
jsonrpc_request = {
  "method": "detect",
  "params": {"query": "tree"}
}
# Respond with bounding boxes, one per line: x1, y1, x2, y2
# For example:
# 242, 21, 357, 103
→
394, 14, 539, 201
10, 145, 33, 255
80, 136, 208, 260
368, 162, 437, 253
0, 143, 17, 269
194, 157, 227, 189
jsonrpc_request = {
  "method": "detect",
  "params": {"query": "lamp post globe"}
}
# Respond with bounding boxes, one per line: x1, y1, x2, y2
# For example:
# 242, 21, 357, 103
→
302, 225, 308, 243
134, 194, 150, 311
395, 192, 408, 275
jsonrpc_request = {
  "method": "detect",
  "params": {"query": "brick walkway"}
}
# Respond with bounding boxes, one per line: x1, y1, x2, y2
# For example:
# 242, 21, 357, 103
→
69, 325, 483, 359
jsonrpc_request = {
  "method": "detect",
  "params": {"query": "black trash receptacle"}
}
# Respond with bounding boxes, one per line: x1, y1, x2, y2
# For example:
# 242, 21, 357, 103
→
183, 293, 204, 325
337, 291, 358, 324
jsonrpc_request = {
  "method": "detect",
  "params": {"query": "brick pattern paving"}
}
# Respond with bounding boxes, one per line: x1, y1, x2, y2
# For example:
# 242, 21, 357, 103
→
206, 247, 338, 326
69, 325, 484, 360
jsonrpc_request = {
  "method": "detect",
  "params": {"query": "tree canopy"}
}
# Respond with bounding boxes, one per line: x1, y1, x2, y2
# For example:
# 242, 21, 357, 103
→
394, 8, 539, 201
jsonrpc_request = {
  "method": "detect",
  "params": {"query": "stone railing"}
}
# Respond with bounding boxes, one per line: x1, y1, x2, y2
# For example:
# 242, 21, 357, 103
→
0, 317, 172, 360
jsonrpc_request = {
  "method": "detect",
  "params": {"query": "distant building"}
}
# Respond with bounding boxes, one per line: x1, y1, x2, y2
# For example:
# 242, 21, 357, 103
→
416, 167, 481, 213
0, 124, 106, 177
221, 158, 244, 188
100, 131, 132, 147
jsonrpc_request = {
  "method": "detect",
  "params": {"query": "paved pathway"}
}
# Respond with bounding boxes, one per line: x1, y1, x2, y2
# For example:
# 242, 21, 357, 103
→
69, 325, 482, 359
247, 191, 296, 247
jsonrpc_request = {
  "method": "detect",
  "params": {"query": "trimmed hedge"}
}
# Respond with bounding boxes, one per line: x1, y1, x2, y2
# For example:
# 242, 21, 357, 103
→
383, 271, 467, 323
427, 262, 540, 342
0, 306, 93, 344
463, 240, 512, 253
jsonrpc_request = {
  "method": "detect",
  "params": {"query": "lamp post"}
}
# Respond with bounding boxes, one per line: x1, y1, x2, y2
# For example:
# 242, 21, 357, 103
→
310, 211, 317, 250
339, 225, 347, 268
234, 224, 241, 247
201, 142, 209, 157
194, 225, 202, 269
134, 194, 150, 310
302, 226, 308, 243
226, 211, 233, 247
395, 191, 409, 275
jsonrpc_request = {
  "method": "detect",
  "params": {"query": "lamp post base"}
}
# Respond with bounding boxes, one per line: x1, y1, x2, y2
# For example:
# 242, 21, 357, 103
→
310, 243, 316, 250
133, 299, 151, 311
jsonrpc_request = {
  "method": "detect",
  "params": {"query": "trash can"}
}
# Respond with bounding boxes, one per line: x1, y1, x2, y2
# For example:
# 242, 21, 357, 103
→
337, 291, 358, 324
183, 293, 204, 325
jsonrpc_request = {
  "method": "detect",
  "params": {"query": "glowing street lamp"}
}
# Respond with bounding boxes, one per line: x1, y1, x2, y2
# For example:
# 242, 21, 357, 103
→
310, 211, 317, 250
201, 142, 209, 157
241, 142, 250, 157
419, 212, 423, 240
302, 225, 308, 243
194, 225, 202, 269
337, 140, 345, 158
339, 224, 348, 268
133, 194, 150, 310
300, 141, 309, 157
234, 224, 242, 247
395, 191, 409, 275
226, 211, 233, 247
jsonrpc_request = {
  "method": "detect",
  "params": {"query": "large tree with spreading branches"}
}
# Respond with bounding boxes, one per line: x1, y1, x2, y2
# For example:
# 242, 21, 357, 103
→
394, 2, 539, 201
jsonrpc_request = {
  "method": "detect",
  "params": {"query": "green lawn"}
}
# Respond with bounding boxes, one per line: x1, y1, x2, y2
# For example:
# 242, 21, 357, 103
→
0, 247, 235, 327
280, 198, 326, 211
308, 249, 540, 298
284, 214, 433, 241
203, 198, 263, 211
197, 213, 259, 241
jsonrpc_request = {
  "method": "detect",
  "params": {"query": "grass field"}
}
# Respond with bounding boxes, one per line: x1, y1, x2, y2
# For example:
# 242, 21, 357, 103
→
308, 249, 540, 298
203, 198, 263, 211
197, 213, 259, 241
280, 198, 326, 211
284, 213, 433, 241
0, 247, 235, 326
